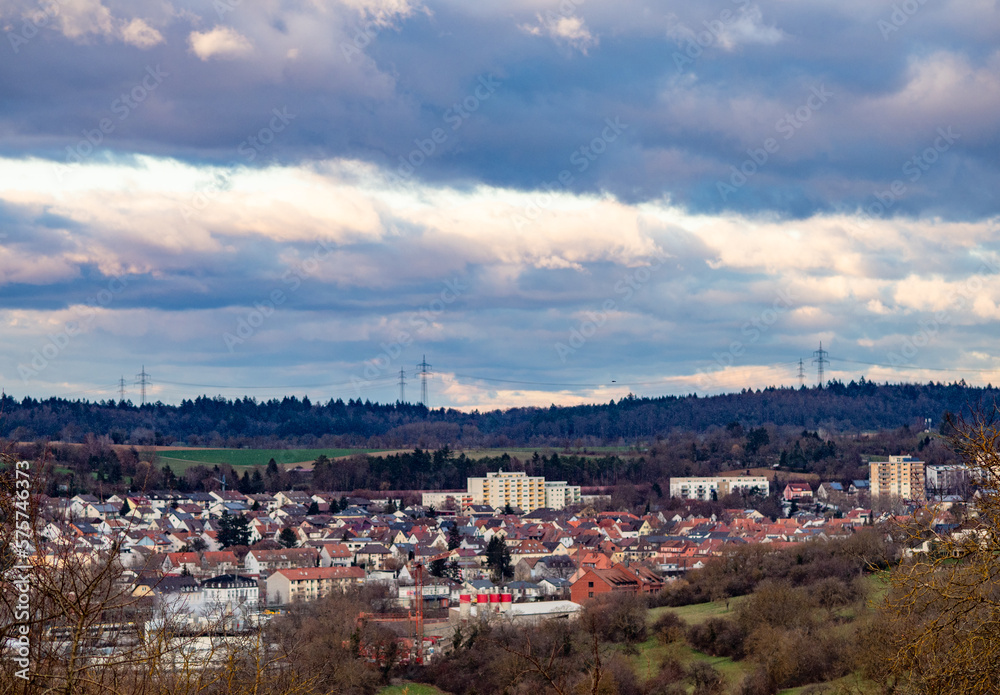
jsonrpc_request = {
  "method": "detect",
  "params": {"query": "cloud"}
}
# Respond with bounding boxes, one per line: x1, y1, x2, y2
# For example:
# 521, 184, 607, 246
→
520, 13, 598, 54
120, 17, 163, 48
188, 26, 253, 61
667, 4, 783, 53
340, 0, 425, 27
11, 0, 166, 47
716, 5, 784, 50
0, 0, 998, 405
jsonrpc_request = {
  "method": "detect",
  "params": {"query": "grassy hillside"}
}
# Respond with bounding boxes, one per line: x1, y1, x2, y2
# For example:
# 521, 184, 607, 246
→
155, 447, 376, 471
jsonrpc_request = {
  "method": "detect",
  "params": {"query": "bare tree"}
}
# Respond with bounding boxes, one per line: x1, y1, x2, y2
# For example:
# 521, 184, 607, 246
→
866, 405, 1000, 694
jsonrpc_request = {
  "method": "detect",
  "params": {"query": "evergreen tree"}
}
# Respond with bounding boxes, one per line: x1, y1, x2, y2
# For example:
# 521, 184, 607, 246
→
429, 557, 448, 578
278, 528, 298, 548
217, 512, 252, 548
445, 559, 462, 582
485, 536, 513, 583
307, 501, 320, 515
251, 469, 264, 493
447, 524, 462, 550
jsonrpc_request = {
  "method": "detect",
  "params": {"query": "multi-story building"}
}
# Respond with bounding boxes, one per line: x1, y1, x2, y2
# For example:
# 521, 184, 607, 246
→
924, 463, 970, 499
422, 471, 582, 512
870, 455, 926, 503
467, 470, 546, 511
544, 480, 582, 509
265, 566, 366, 605
668, 475, 770, 501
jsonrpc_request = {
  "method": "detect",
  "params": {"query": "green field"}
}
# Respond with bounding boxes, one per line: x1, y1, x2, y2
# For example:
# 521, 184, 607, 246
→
445, 446, 647, 460
647, 596, 745, 626
156, 447, 376, 471
377, 684, 448, 695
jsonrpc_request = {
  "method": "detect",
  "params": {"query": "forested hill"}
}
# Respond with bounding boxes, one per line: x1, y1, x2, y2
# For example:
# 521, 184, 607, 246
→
0, 379, 993, 447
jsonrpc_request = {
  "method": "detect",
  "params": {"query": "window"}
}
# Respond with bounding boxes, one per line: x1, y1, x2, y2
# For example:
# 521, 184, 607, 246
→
588, 592, 594, 598
588, 581, 594, 587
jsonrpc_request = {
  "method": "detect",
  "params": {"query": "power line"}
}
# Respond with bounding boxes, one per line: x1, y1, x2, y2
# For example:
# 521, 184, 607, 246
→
831, 356, 1000, 374
812, 342, 829, 388
156, 377, 397, 390
135, 366, 151, 406
417, 355, 431, 407
16, 354, 999, 407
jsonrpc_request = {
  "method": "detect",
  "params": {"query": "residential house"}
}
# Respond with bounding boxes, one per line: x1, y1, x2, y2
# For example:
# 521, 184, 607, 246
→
244, 547, 319, 576
783, 483, 814, 501
570, 566, 641, 603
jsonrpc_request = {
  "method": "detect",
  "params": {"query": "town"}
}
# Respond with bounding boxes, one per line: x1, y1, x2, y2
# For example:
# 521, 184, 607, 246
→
23, 459, 938, 659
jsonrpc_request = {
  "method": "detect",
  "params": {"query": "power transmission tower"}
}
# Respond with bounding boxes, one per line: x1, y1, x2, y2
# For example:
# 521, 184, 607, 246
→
398, 368, 406, 403
135, 366, 151, 405
812, 342, 829, 389
417, 355, 431, 407
797, 359, 805, 387
118, 376, 127, 400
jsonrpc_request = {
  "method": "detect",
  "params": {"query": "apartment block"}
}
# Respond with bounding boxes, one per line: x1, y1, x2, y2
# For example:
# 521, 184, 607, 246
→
869, 455, 926, 503
265, 566, 366, 606
668, 476, 770, 501
544, 480, 582, 509
468, 470, 546, 512
422, 470, 582, 512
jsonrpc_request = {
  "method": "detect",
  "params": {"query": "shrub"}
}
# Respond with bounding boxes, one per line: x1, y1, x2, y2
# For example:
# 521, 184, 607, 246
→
689, 662, 725, 695
651, 611, 687, 644
686, 617, 746, 659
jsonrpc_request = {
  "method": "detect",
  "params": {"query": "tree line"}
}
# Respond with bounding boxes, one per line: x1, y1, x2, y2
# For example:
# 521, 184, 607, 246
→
0, 379, 991, 449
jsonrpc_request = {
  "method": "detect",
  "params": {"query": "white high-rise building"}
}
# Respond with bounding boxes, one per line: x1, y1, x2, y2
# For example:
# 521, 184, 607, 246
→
422, 470, 582, 512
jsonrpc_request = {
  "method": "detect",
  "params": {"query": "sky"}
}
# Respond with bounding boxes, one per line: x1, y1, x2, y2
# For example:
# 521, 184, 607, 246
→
0, 0, 998, 409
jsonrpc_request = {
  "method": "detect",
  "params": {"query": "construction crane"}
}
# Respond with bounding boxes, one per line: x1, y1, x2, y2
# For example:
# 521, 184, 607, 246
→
411, 562, 424, 665
355, 561, 426, 665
